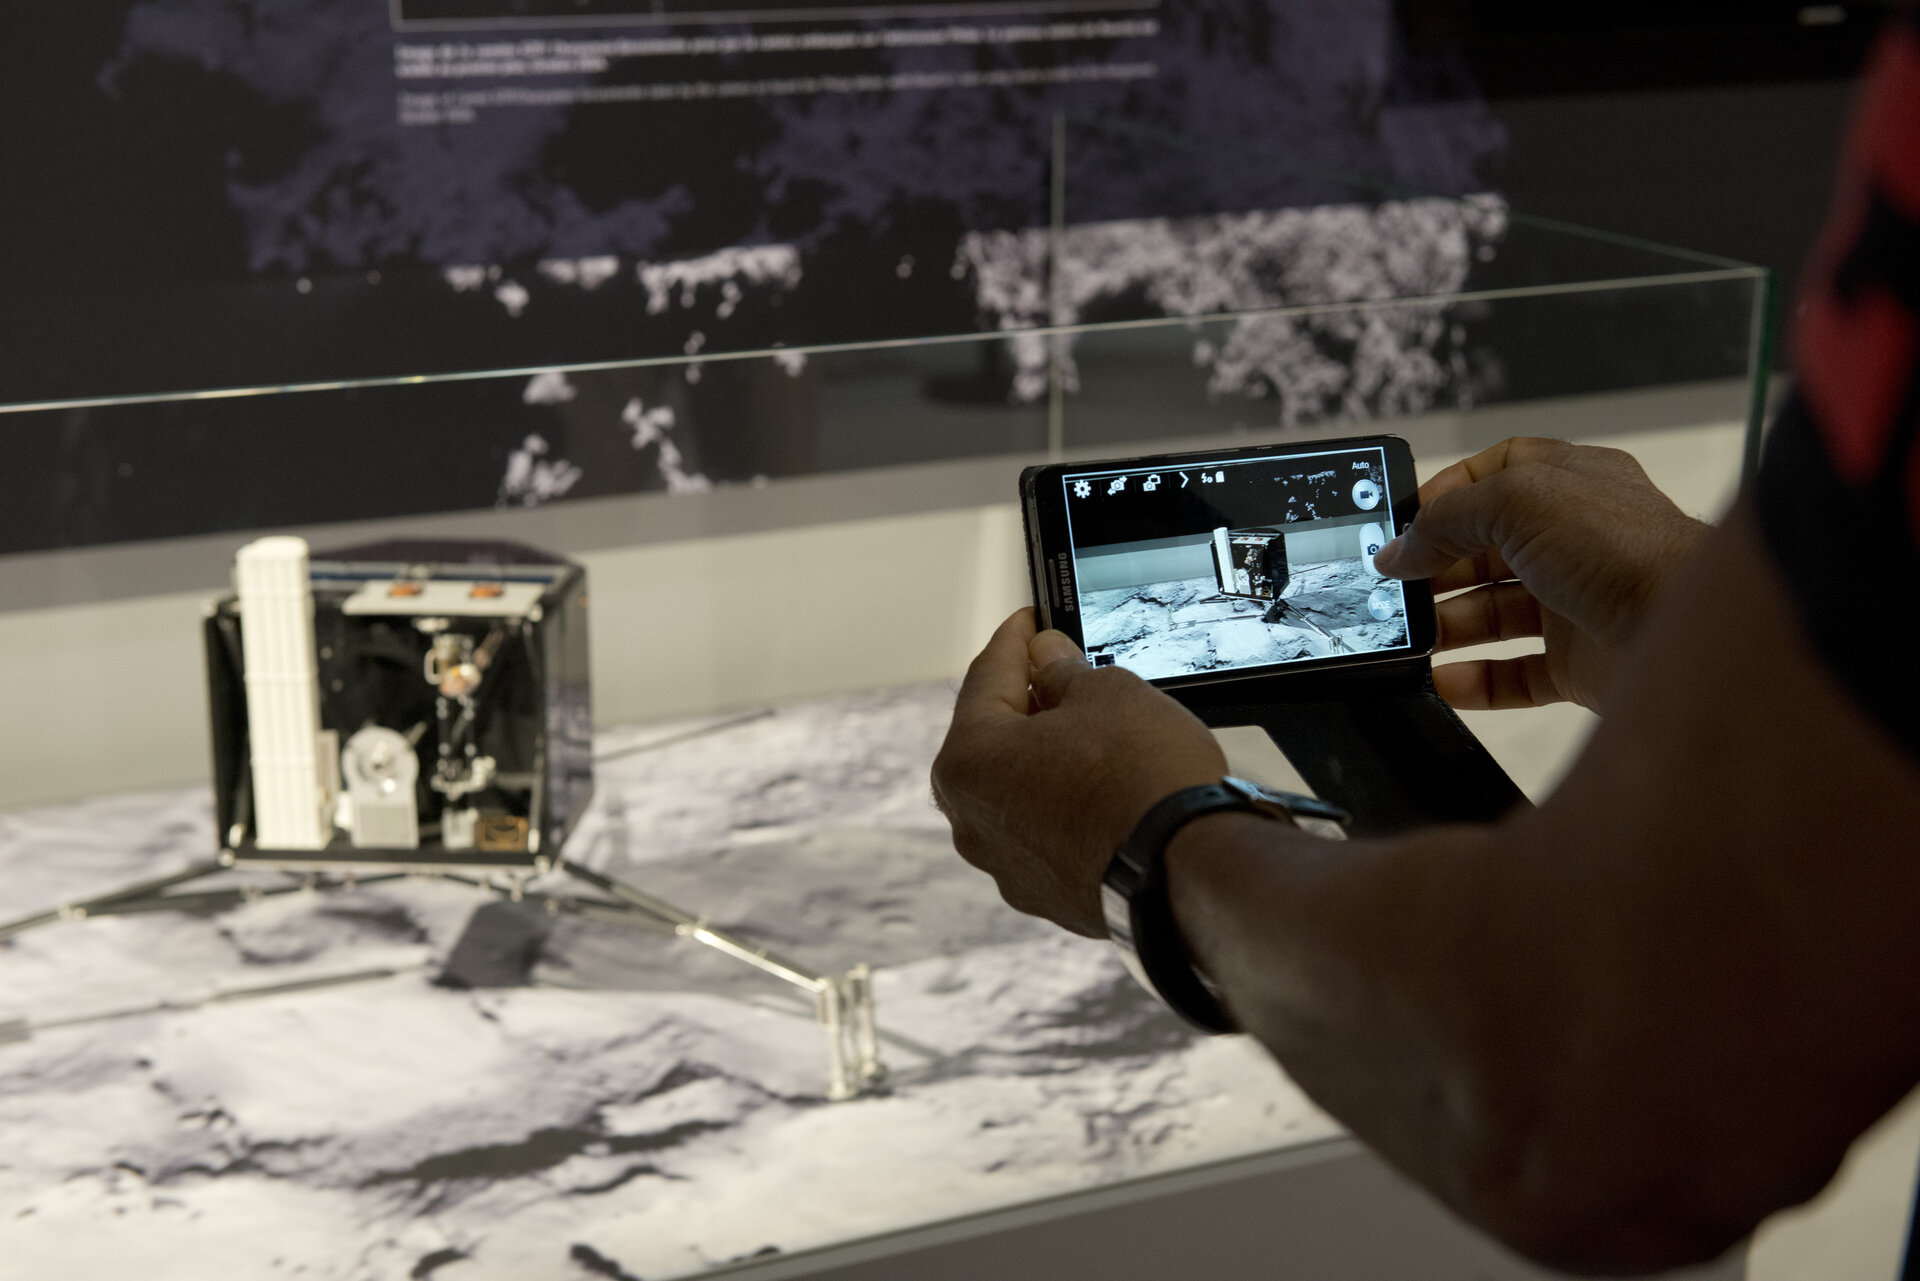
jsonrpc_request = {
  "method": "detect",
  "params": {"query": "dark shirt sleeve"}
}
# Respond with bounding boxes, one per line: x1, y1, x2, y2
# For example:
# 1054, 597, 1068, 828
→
1756, 12, 1920, 761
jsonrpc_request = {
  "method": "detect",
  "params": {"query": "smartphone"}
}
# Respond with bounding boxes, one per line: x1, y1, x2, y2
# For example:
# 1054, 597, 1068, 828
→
1020, 435, 1435, 690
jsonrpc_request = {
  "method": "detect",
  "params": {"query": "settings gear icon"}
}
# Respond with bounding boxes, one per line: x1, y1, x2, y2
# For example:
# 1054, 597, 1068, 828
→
1073, 480, 1092, 499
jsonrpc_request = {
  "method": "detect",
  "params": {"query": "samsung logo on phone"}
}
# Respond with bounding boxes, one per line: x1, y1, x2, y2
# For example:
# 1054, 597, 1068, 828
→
1053, 553, 1077, 612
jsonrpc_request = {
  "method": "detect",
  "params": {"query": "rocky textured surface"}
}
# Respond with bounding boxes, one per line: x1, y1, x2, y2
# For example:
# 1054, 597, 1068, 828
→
0, 684, 1334, 1279
1082, 561, 1409, 681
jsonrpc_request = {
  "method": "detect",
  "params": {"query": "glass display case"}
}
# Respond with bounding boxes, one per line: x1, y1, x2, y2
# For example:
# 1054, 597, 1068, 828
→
0, 215, 1766, 1281
0, 94, 1769, 1281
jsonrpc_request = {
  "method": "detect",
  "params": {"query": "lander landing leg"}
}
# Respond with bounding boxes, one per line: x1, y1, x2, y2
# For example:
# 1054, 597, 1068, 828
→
0, 855, 888, 1102
557, 859, 885, 1101
1263, 597, 1350, 654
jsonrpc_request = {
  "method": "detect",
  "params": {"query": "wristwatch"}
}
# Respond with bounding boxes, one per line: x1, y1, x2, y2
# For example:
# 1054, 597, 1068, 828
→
1103, 777, 1349, 1033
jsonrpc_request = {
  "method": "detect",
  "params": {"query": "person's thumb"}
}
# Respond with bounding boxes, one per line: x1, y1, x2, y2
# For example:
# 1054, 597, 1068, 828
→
1029, 630, 1090, 710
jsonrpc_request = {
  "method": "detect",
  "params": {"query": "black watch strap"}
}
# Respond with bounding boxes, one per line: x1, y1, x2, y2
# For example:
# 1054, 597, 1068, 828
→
1104, 783, 1270, 1034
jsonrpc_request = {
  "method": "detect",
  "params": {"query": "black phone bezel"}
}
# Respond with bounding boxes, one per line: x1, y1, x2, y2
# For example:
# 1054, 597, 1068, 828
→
1019, 434, 1434, 693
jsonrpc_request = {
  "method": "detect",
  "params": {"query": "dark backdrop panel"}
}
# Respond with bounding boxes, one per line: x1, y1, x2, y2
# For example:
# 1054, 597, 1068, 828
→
0, 1, 1872, 557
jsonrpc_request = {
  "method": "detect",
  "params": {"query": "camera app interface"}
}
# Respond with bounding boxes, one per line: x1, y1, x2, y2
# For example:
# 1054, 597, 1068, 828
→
1061, 446, 1410, 681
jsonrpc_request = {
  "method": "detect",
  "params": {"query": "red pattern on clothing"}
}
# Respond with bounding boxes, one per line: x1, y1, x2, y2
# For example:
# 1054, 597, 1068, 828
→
1859, 26, 1920, 221
1795, 23, 1920, 487
1910, 426, 1920, 536
1800, 286, 1918, 484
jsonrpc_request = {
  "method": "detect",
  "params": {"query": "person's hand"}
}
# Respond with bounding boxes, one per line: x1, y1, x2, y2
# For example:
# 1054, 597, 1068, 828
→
931, 609, 1228, 936
1372, 437, 1708, 712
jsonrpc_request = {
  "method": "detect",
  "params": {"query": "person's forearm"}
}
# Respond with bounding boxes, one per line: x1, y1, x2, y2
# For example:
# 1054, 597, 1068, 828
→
1159, 514, 1920, 1274
1164, 812, 1591, 1258
1166, 806, 1787, 1272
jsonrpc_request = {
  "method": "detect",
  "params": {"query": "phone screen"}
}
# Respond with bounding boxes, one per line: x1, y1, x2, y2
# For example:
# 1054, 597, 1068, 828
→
1052, 443, 1413, 683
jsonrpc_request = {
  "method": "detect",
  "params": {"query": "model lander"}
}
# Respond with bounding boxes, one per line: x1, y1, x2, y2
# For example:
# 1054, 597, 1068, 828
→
0, 537, 885, 1101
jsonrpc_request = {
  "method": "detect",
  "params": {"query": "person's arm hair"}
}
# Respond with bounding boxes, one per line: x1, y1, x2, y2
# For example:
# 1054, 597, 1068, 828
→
1167, 502, 1920, 1273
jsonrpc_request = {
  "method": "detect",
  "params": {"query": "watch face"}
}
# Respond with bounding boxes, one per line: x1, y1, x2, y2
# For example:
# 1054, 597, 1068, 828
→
1220, 776, 1351, 836
1100, 882, 1138, 949
1220, 775, 1266, 803
1222, 775, 1297, 807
